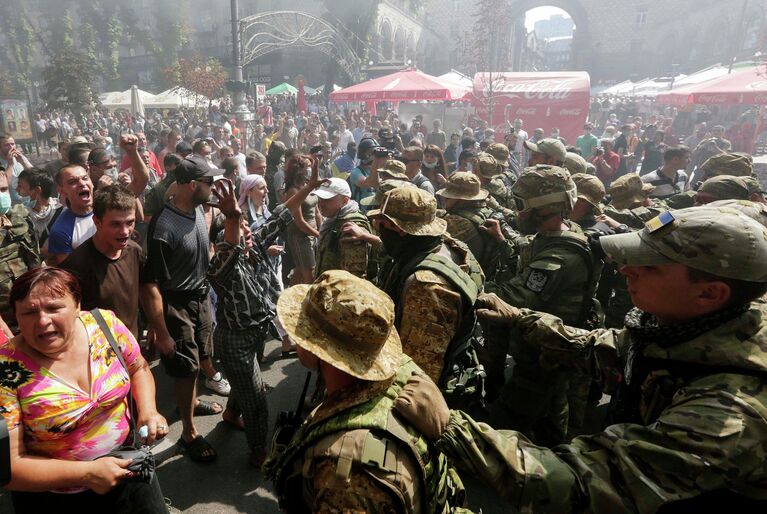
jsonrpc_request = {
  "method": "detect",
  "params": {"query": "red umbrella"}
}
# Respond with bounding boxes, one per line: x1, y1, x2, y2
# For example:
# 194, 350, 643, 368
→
330, 69, 470, 102
656, 66, 767, 106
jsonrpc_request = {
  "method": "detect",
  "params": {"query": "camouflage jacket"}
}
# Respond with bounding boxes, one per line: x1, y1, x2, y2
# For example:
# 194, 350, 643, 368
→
266, 356, 468, 514
0, 205, 41, 320
486, 223, 600, 329
436, 305, 767, 512
603, 201, 666, 230
314, 209, 371, 279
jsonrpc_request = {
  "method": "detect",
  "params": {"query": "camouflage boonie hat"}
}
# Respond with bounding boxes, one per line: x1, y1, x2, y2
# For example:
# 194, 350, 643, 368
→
436, 172, 489, 201
475, 152, 500, 178
609, 173, 654, 210
563, 152, 588, 175
700, 153, 753, 177
367, 186, 447, 236
571, 173, 605, 209
585, 162, 597, 175
600, 207, 767, 282
707, 199, 767, 228
360, 179, 415, 207
277, 270, 402, 381
698, 175, 750, 202
523, 138, 567, 163
486, 143, 510, 167
377, 159, 408, 180
511, 165, 577, 212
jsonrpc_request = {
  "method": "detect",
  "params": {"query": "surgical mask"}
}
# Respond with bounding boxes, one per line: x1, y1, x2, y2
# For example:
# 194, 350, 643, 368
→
465, 163, 473, 172
0, 191, 11, 214
423, 161, 437, 169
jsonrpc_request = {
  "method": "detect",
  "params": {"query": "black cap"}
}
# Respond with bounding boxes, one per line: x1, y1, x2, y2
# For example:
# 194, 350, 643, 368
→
175, 155, 223, 183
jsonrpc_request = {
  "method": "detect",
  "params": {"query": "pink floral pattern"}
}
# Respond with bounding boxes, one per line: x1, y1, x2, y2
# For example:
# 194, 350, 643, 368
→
0, 310, 139, 461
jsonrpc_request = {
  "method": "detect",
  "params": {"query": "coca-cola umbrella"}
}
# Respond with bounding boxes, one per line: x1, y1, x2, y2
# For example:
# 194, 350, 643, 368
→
470, 72, 590, 143
656, 65, 767, 106
329, 69, 470, 102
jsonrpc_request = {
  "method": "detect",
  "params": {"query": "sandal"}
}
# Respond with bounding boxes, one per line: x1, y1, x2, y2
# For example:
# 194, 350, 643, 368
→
178, 435, 217, 463
193, 399, 223, 416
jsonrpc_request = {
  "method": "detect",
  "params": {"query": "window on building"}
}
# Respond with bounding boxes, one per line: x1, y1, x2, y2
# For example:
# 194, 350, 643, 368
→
636, 8, 648, 26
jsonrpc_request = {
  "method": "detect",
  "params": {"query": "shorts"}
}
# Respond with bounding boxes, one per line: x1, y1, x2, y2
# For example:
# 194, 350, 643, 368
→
160, 294, 212, 378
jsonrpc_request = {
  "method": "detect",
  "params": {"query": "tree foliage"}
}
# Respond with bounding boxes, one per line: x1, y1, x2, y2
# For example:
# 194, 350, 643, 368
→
41, 50, 101, 113
160, 54, 226, 107
0, 0, 36, 91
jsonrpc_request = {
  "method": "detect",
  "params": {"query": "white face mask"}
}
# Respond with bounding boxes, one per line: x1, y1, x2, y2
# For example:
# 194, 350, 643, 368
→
423, 161, 437, 169
466, 163, 473, 172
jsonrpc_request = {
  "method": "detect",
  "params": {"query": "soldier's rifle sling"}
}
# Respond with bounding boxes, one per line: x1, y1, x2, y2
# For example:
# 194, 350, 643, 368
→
295, 371, 312, 416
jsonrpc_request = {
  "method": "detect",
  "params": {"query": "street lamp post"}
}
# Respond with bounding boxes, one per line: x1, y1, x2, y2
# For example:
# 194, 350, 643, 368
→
230, 0, 252, 150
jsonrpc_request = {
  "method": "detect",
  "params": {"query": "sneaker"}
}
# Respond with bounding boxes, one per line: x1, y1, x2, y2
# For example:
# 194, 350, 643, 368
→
205, 372, 231, 396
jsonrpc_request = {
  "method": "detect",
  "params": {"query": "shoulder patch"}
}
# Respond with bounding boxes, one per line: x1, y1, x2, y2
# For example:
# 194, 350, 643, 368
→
525, 269, 549, 292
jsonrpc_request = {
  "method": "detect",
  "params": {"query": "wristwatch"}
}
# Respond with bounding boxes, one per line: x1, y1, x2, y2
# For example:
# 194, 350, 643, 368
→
615, 224, 629, 234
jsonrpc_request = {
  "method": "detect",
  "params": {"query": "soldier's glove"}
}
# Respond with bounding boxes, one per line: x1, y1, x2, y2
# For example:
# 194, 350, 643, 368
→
393, 374, 450, 441
476, 293, 521, 325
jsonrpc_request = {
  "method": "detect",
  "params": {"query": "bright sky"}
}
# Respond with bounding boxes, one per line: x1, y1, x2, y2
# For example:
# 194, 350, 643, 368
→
524, 6, 572, 31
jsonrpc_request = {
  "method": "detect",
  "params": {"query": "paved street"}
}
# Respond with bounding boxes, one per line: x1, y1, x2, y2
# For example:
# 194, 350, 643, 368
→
2, 338, 508, 513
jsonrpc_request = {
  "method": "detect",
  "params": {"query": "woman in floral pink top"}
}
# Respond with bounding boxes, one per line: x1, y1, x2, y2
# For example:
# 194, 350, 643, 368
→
0, 267, 168, 513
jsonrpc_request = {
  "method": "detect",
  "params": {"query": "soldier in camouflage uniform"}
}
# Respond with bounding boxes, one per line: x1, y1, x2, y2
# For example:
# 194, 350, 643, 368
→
264, 270, 469, 513
436, 172, 502, 278
473, 152, 515, 215
486, 142, 518, 185
668, 152, 754, 209
0, 169, 41, 330
394, 206, 767, 513
312, 177, 373, 278
366, 187, 484, 388
481, 165, 601, 445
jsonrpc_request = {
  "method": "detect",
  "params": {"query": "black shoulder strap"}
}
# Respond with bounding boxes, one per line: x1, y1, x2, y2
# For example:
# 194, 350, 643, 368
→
91, 309, 138, 443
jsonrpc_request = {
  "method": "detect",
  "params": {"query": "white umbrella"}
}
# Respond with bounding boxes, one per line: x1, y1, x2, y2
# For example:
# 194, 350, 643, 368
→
130, 85, 145, 117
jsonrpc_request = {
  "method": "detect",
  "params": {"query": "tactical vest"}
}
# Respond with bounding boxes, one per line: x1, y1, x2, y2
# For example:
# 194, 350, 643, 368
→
314, 210, 371, 278
609, 344, 767, 427
0, 205, 39, 316
265, 356, 466, 514
380, 237, 486, 405
519, 226, 601, 329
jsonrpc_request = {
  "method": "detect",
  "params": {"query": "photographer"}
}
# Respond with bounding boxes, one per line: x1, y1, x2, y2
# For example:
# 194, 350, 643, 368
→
590, 139, 621, 187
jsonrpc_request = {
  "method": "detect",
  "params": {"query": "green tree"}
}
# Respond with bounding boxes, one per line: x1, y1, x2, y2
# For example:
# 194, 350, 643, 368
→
0, 0, 36, 92
41, 50, 100, 114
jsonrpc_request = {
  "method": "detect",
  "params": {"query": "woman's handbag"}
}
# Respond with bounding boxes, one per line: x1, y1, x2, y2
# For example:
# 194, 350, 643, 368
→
91, 309, 155, 483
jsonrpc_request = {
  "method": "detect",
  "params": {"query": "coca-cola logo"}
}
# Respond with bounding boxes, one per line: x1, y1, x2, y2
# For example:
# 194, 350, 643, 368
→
496, 79, 577, 100
697, 94, 728, 103
516, 108, 536, 115
559, 108, 582, 116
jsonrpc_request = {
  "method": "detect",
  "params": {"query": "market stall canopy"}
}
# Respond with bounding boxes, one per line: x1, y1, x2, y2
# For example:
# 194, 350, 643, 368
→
599, 75, 685, 97
330, 69, 471, 102
147, 87, 210, 108
99, 87, 156, 111
470, 71, 590, 143
265, 83, 298, 95
438, 70, 473, 89
313, 84, 342, 93
656, 65, 767, 106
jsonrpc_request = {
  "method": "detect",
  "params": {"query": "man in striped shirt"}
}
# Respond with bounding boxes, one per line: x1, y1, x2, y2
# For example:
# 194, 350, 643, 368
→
640, 146, 690, 200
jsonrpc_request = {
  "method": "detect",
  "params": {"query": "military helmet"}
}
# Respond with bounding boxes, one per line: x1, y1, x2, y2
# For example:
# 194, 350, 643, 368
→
486, 143, 510, 167
563, 152, 588, 175
698, 175, 750, 202
511, 165, 577, 213
357, 137, 380, 164
571, 173, 605, 209
475, 152, 500, 178
700, 153, 753, 178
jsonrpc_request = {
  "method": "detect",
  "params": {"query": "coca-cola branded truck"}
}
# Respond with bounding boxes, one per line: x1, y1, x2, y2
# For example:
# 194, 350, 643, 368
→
471, 72, 590, 144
